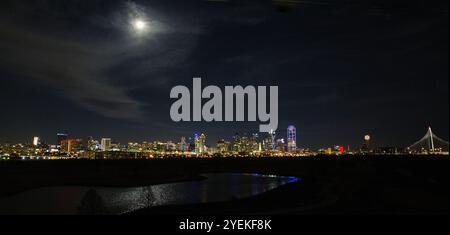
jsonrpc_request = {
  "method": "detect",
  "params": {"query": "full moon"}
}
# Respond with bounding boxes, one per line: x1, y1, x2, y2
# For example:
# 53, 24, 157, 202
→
132, 19, 147, 32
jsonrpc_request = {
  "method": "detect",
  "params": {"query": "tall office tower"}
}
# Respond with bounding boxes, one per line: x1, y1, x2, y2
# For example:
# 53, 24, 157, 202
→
61, 139, 81, 153
262, 132, 273, 151
87, 137, 99, 151
33, 136, 40, 146
199, 134, 206, 153
364, 135, 371, 146
232, 133, 241, 152
361, 135, 371, 153
287, 125, 297, 151
276, 138, 287, 152
194, 133, 199, 154
101, 138, 112, 152
250, 134, 259, 152
57, 133, 68, 146
270, 129, 276, 150
179, 137, 188, 152
194, 133, 206, 154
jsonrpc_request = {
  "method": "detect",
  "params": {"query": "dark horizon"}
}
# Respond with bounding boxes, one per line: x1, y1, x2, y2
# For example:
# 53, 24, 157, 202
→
0, 0, 448, 149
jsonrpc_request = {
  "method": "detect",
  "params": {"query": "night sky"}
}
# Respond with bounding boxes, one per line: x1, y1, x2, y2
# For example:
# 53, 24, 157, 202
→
0, 0, 448, 149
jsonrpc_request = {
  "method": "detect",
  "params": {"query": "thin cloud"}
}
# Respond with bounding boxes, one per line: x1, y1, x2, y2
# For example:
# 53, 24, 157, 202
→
0, 1, 202, 121
0, 22, 144, 121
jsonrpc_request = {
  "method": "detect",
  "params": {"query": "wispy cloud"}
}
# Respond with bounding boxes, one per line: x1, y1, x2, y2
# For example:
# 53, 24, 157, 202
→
0, 21, 145, 121
0, 1, 202, 121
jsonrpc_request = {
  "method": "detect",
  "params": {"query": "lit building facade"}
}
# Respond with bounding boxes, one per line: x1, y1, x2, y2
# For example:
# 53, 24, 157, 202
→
276, 139, 286, 152
61, 139, 82, 153
270, 130, 276, 151
101, 138, 112, 152
178, 137, 188, 152
287, 125, 297, 151
57, 133, 68, 146
217, 139, 231, 154
33, 137, 40, 146
194, 133, 206, 154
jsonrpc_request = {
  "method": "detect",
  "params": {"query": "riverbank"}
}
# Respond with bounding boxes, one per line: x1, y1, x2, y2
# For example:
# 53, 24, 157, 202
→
0, 156, 448, 214
0, 160, 206, 197
130, 157, 448, 215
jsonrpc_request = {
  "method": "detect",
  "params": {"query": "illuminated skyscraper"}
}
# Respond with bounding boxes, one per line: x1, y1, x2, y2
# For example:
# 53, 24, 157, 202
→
57, 133, 68, 146
217, 139, 231, 153
61, 139, 81, 153
33, 136, 40, 146
232, 133, 241, 152
193, 133, 199, 153
199, 134, 206, 153
194, 133, 206, 154
287, 125, 297, 151
250, 133, 259, 152
101, 138, 112, 152
361, 135, 371, 153
87, 137, 99, 151
276, 138, 286, 152
262, 132, 274, 151
179, 137, 188, 152
365, 135, 371, 145
270, 130, 276, 150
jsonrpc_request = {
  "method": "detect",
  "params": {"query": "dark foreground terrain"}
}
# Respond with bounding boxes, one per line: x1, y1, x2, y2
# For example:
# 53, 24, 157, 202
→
0, 156, 448, 215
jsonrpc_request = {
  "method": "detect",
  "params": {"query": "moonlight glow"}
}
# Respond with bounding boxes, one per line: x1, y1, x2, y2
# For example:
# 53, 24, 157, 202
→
132, 19, 147, 32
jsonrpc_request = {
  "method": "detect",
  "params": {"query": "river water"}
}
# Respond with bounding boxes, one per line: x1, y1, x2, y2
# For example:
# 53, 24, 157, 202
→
0, 173, 298, 215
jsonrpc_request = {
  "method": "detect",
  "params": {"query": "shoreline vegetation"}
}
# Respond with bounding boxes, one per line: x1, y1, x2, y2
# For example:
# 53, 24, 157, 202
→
0, 156, 448, 215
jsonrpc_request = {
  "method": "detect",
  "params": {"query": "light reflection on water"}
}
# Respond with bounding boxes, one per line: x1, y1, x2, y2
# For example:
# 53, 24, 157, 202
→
0, 173, 299, 215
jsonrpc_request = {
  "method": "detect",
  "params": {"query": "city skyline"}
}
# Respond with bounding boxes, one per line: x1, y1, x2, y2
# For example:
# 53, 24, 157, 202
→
0, 0, 448, 220
0, 0, 448, 149
2, 125, 448, 152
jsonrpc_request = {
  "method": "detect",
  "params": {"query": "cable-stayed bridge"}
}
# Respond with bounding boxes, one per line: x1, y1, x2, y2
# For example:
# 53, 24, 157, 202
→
408, 127, 449, 153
